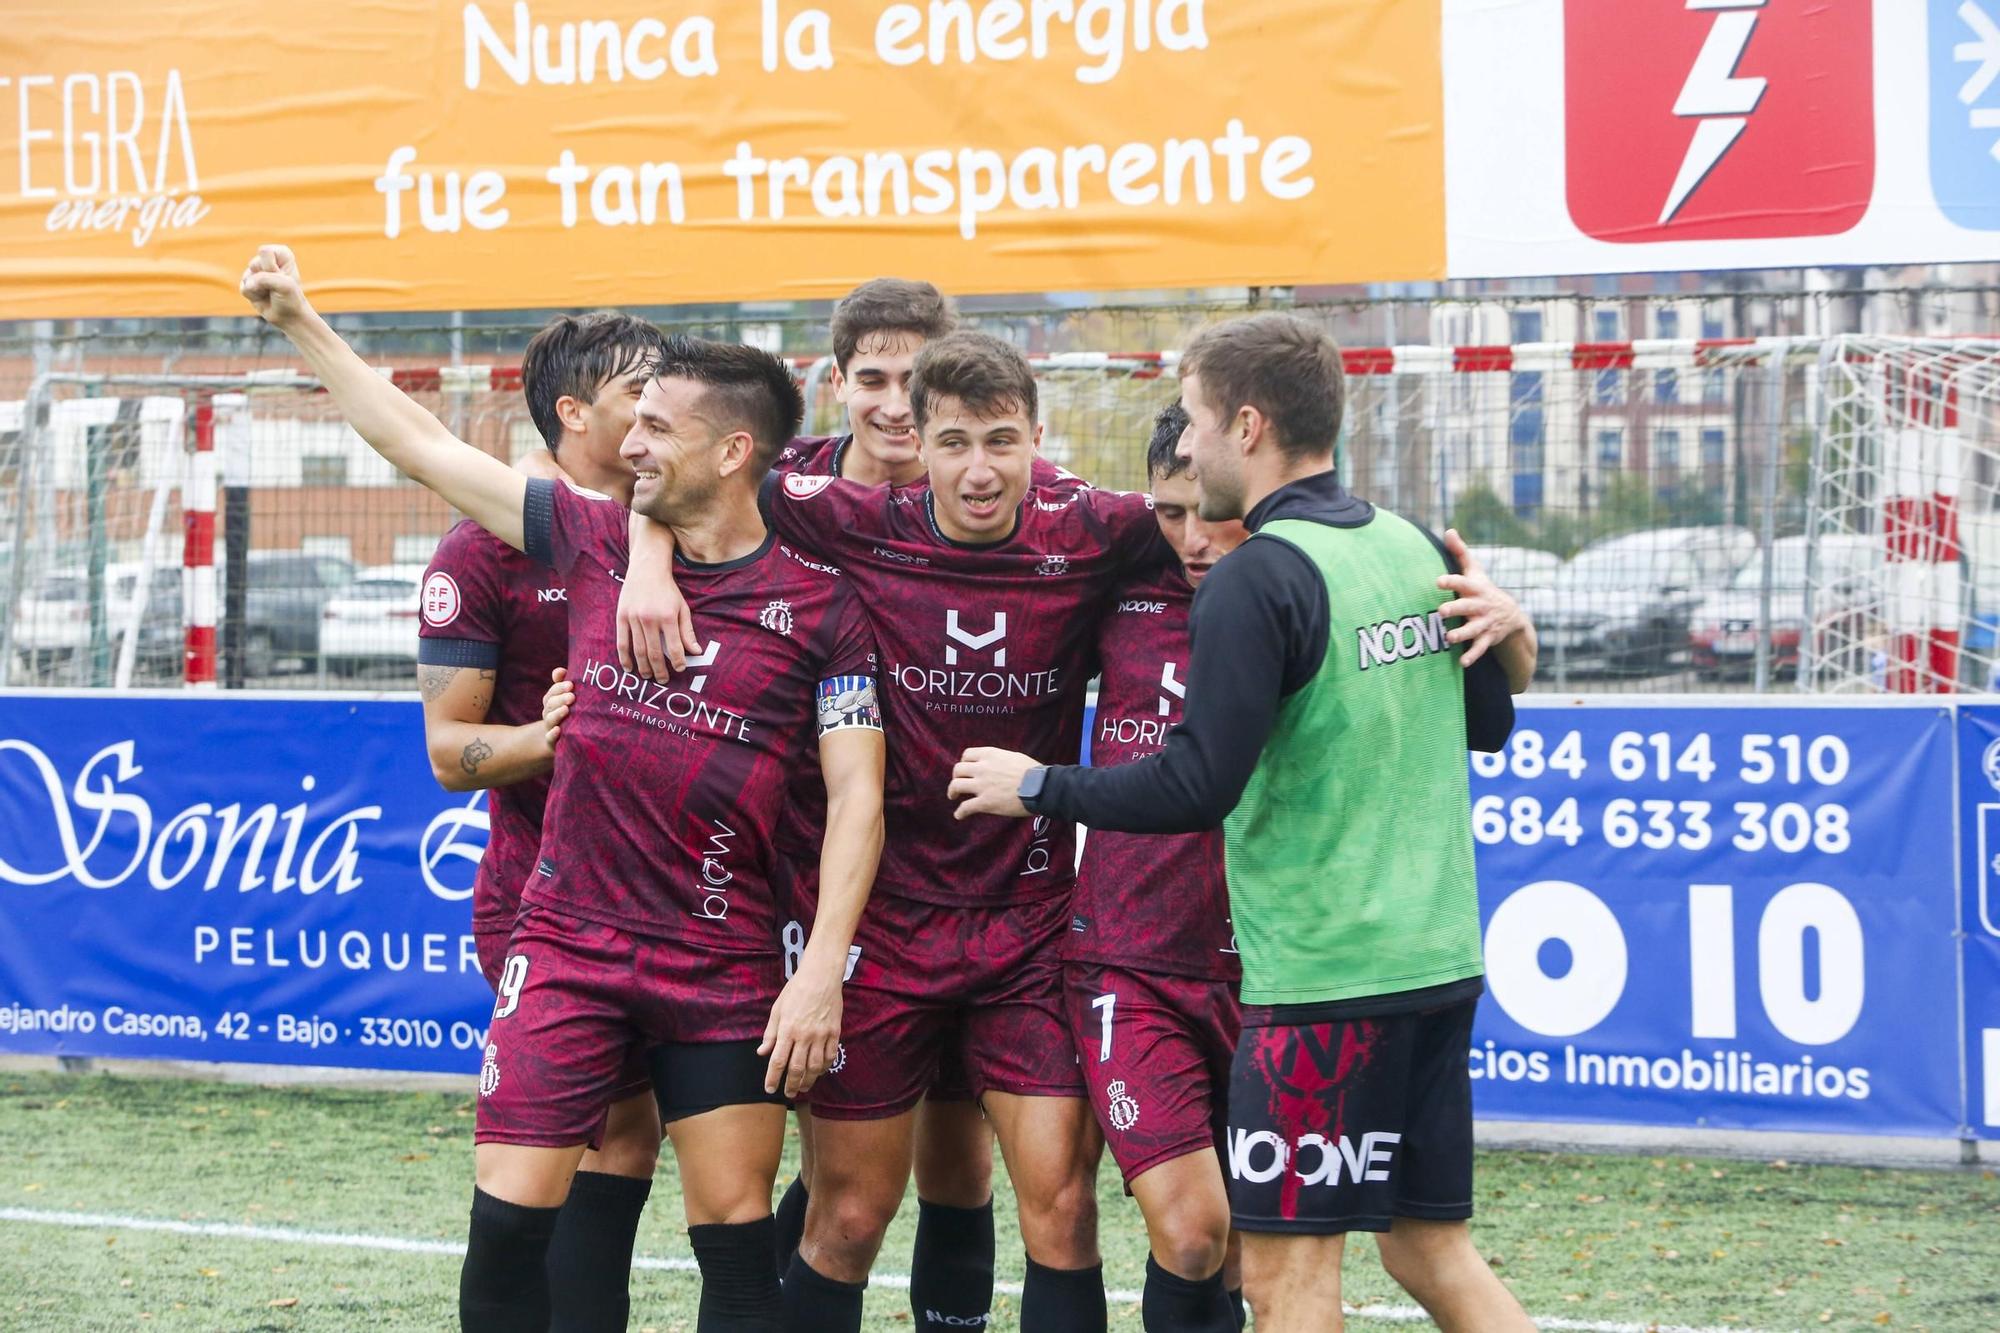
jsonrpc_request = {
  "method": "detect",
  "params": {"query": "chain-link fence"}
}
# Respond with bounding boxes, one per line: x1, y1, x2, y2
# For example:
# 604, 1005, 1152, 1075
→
4, 285, 1998, 694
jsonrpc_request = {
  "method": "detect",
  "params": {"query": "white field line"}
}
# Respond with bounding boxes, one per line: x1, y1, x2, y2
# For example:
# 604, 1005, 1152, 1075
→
0, 1206, 1790, 1333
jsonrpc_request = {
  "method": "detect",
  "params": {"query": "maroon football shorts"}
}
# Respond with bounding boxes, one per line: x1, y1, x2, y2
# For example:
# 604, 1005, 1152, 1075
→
776, 853, 980, 1106
474, 921, 513, 990
474, 905, 781, 1147
475, 917, 654, 1145
807, 891, 1083, 1120
1064, 961, 1242, 1186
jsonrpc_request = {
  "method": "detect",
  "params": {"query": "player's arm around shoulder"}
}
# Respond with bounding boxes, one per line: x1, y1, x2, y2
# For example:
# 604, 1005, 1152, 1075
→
618, 509, 699, 681
240, 245, 527, 547
1084, 484, 1175, 571
1438, 528, 1538, 692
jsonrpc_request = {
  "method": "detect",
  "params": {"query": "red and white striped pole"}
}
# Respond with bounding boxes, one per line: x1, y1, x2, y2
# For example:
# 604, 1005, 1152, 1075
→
1881, 362, 1962, 693
182, 396, 218, 689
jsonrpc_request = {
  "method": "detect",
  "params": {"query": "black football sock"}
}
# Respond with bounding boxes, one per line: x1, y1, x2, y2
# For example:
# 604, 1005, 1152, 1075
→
1228, 1285, 1247, 1329
909, 1196, 995, 1327
688, 1217, 784, 1332
460, 1187, 561, 1332
1140, 1254, 1234, 1332
771, 1176, 809, 1277
781, 1250, 865, 1333
545, 1170, 652, 1332
1020, 1257, 1107, 1333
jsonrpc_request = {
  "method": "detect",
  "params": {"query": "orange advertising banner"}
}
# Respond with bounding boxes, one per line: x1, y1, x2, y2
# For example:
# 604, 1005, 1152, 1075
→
0, 0, 1445, 318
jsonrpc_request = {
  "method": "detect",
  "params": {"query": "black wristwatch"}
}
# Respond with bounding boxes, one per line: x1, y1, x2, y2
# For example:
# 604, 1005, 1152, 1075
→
1016, 765, 1050, 808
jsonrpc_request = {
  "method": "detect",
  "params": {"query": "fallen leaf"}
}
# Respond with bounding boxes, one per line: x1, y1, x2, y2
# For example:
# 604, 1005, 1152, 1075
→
269, 1298, 299, 1309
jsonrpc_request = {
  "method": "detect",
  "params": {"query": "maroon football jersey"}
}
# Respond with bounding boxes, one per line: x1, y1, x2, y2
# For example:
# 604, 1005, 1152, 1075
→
775, 433, 845, 477
418, 520, 566, 931
767, 439, 1095, 904
1066, 565, 1239, 981
523, 479, 878, 952
766, 472, 1167, 908
778, 433, 1081, 492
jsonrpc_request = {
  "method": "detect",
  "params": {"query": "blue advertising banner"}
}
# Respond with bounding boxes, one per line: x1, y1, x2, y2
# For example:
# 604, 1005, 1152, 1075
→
0, 692, 495, 1074
0, 692, 1974, 1141
1959, 704, 2000, 1141
1467, 703, 1962, 1139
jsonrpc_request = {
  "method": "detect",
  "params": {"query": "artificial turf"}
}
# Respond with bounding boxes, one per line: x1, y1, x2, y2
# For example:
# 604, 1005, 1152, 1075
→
0, 1073, 1994, 1330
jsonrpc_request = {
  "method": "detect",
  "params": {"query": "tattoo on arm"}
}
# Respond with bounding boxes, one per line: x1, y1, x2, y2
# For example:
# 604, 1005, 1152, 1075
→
418, 665, 459, 701
459, 737, 495, 776
420, 665, 497, 709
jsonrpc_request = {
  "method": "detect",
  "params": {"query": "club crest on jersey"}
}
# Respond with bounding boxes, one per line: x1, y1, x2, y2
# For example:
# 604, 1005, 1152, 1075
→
759, 600, 795, 636
479, 1043, 501, 1096
422, 571, 461, 627
784, 473, 836, 499
1106, 1080, 1140, 1131
1036, 554, 1070, 577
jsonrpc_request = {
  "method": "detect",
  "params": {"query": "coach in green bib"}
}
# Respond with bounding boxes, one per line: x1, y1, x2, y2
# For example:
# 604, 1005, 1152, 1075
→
950, 313, 1538, 1333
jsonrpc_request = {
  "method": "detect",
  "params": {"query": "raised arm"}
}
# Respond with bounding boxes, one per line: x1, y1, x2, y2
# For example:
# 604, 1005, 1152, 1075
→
240, 245, 527, 548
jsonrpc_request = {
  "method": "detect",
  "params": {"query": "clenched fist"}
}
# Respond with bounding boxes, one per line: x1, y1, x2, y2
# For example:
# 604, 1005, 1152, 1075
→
239, 245, 313, 329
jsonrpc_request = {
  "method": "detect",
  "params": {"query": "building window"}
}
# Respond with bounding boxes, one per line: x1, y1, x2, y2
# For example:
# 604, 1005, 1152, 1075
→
393, 534, 439, 564
1597, 429, 1624, 468
1655, 429, 1682, 472
300, 535, 354, 562
1509, 310, 1543, 344
302, 454, 349, 487
1593, 309, 1623, 404
1701, 427, 1728, 466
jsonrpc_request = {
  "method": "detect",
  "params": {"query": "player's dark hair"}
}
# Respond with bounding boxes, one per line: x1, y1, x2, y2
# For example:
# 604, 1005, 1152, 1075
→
522, 312, 665, 454
1181, 313, 1345, 459
1146, 400, 1192, 481
910, 331, 1038, 433
647, 335, 806, 473
831, 278, 958, 371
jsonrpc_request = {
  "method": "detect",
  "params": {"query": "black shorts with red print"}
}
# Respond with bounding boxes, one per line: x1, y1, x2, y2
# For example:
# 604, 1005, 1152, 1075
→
1225, 995, 1479, 1235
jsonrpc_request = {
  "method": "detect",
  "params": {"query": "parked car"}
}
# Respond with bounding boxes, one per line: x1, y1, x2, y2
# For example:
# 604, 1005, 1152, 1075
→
1688, 534, 1878, 678
1465, 545, 1561, 599
320, 564, 427, 676
1526, 526, 1756, 674
236, 552, 357, 675
12, 562, 183, 680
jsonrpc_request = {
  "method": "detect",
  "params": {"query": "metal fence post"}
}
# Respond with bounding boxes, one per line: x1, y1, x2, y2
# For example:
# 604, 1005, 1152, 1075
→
0, 368, 52, 689
84, 382, 112, 688
1754, 357, 1783, 693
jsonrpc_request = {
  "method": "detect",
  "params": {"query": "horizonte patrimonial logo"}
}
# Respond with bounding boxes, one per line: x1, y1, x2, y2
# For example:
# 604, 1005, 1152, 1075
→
0, 738, 381, 894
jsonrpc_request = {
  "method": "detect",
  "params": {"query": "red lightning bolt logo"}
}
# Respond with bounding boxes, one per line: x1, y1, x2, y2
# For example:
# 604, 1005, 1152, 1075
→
1660, 0, 1768, 224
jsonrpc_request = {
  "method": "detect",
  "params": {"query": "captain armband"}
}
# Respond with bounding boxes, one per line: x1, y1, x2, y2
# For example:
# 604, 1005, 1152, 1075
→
816, 674, 883, 735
